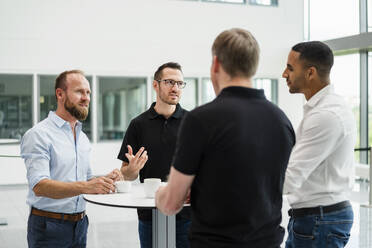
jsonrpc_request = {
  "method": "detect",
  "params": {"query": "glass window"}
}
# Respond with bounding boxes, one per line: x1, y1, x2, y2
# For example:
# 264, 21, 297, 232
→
249, 0, 278, 6
331, 54, 360, 161
202, 0, 245, 3
308, 0, 359, 40
201, 78, 215, 105
39, 75, 57, 121
39, 75, 93, 139
368, 52, 372, 158
180, 78, 197, 111
254, 78, 278, 104
151, 77, 198, 111
369, 0, 372, 32
98, 77, 147, 141
0, 74, 33, 139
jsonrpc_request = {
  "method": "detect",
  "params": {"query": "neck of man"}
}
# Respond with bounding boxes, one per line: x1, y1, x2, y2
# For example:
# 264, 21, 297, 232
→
55, 106, 78, 132
154, 100, 177, 119
304, 79, 330, 101
216, 76, 253, 95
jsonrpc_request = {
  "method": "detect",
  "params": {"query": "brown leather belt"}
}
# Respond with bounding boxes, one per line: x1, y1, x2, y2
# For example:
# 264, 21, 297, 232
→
31, 208, 85, 222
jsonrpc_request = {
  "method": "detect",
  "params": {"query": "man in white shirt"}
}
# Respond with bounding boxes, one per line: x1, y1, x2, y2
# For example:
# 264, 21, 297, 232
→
282, 41, 356, 248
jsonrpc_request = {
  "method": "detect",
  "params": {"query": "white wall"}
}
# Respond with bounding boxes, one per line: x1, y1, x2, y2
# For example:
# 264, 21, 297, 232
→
0, 0, 304, 184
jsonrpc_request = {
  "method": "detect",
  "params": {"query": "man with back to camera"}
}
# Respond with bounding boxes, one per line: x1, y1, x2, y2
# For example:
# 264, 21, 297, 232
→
282, 41, 356, 247
155, 28, 296, 248
21, 70, 121, 248
117, 62, 191, 248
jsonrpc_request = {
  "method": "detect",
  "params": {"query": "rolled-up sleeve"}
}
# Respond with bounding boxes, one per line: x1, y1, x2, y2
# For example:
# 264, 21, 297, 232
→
21, 130, 51, 190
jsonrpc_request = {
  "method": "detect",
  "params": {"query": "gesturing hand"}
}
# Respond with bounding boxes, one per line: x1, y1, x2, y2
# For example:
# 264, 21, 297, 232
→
122, 145, 148, 179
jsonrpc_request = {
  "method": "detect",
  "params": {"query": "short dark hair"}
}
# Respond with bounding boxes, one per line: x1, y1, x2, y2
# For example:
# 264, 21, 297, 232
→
154, 62, 182, 81
292, 41, 334, 79
212, 28, 260, 78
55, 70, 85, 99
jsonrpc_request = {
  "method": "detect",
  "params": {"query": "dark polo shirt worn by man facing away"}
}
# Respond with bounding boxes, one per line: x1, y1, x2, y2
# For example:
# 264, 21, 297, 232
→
173, 86, 295, 248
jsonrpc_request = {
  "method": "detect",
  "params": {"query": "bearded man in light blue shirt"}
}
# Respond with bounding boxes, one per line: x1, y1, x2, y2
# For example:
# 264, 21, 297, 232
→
21, 70, 121, 248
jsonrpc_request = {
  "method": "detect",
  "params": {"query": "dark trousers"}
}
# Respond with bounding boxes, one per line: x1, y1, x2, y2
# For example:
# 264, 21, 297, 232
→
27, 213, 89, 248
285, 204, 353, 248
138, 219, 191, 248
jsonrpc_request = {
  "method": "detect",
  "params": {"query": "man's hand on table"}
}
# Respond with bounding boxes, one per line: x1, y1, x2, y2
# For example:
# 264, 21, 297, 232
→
85, 177, 116, 194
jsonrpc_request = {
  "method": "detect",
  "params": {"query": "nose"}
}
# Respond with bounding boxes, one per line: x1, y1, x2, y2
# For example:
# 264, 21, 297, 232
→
282, 69, 288, 79
82, 92, 90, 102
171, 83, 180, 90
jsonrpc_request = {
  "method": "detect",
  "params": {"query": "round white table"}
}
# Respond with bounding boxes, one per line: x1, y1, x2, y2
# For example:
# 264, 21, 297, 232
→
84, 183, 187, 248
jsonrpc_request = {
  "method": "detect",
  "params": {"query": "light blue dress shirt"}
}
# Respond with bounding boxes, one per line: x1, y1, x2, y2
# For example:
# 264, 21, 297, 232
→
21, 111, 92, 213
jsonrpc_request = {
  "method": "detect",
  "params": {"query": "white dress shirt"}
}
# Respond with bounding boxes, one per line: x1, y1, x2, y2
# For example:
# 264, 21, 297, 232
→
284, 85, 357, 209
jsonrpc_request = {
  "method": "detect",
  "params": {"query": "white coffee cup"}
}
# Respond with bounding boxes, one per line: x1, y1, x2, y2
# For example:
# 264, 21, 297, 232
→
144, 178, 162, 198
115, 180, 132, 193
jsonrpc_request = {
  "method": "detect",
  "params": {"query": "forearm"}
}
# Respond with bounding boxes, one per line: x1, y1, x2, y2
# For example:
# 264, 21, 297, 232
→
156, 167, 194, 216
156, 186, 184, 216
33, 179, 88, 199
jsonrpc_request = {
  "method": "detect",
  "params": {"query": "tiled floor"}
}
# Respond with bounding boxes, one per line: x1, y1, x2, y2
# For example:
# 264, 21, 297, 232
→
0, 182, 371, 248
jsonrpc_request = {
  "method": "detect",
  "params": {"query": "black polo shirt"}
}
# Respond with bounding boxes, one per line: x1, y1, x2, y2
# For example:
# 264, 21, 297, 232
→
117, 102, 190, 221
173, 86, 295, 248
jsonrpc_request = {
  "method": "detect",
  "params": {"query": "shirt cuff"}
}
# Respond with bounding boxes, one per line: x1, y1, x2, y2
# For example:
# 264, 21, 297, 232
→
29, 175, 50, 190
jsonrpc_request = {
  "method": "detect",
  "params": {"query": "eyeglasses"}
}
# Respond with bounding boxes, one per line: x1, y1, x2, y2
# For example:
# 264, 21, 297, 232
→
156, 79, 186, 89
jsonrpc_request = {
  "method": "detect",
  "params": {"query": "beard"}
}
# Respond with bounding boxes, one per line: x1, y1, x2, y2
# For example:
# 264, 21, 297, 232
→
64, 96, 89, 121
158, 84, 179, 105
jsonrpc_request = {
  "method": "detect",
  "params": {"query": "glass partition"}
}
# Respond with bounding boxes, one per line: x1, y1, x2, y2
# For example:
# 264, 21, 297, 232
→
0, 74, 33, 139
331, 54, 360, 161
98, 77, 147, 141
254, 78, 278, 104
180, 77, 197, 111
369, 0, 372, 32
201, 78, 215, 105
249, 0, 278, 6
202, 0, 245, 3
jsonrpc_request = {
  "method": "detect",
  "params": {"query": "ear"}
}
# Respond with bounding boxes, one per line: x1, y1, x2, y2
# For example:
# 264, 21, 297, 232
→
306, 66, 316, 80
55, 88, 64, 100
211, 56, 220, 74
153, 80, 158, 91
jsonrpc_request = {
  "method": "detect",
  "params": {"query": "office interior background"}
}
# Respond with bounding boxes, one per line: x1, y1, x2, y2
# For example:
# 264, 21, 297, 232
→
0, 0, 371, 247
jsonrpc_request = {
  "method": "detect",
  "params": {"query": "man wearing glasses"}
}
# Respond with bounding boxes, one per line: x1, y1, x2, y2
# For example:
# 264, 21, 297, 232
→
117, 62, 191, 248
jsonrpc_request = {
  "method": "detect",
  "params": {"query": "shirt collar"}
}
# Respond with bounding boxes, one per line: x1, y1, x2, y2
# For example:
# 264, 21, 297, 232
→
218, 86, 266, 99
304, 84, 334, 110
48, 111, 82, 128
148, 102, 183, 120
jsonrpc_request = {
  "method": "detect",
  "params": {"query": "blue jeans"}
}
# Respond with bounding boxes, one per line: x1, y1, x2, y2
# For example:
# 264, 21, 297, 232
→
139, 219, 191, 248
27, 213, 89, 248
285, 205, 353, 248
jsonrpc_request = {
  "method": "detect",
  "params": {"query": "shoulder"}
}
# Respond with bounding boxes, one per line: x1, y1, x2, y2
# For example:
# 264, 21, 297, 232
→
314, 93, 354, 123
23, 118, 52, 139
304, 110, 342, 132
21, 118, 53, 149
129, 110, 150, 126
190, 100, 217, 116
